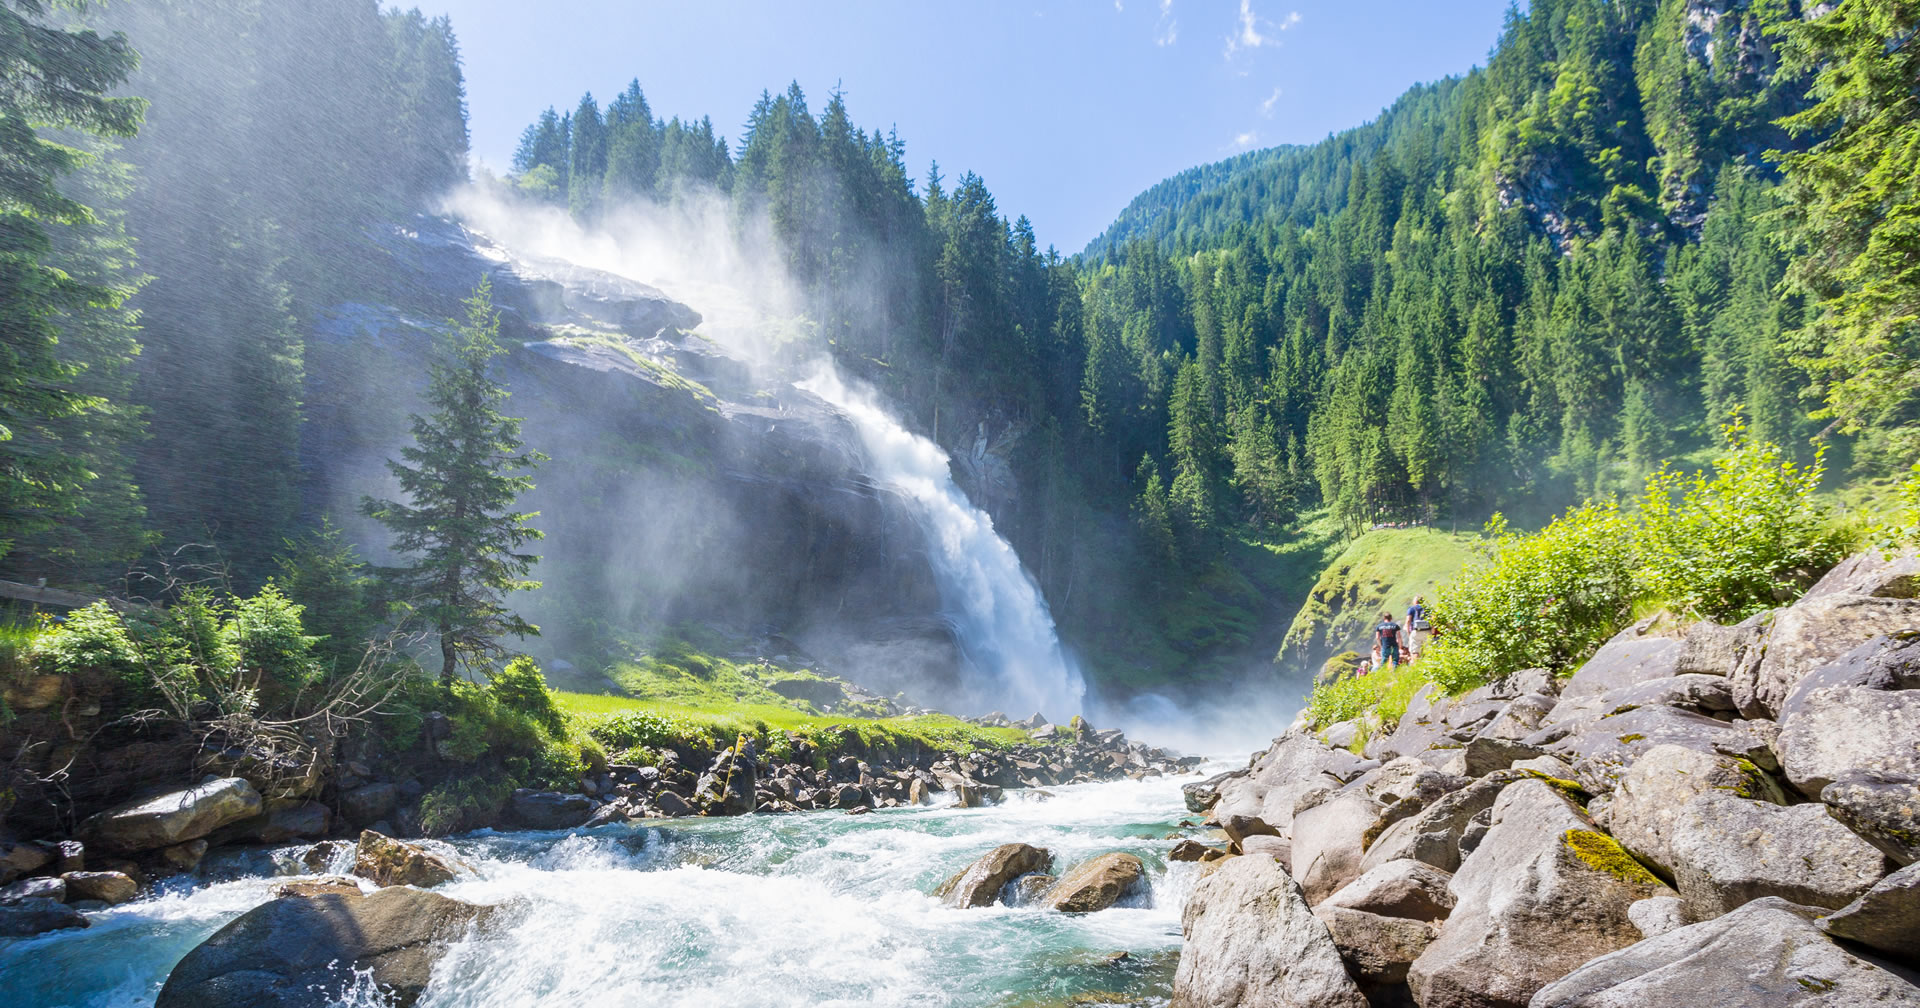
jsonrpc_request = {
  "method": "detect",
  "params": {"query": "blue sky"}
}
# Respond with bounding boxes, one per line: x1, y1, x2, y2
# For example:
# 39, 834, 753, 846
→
430, 1, 1515, 252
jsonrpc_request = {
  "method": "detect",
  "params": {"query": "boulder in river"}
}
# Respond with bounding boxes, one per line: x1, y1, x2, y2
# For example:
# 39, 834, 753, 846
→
1041, 852, 1146, 913
933, 843, 1052, 908
1170, 855, 1367, 1008
0, 897, 89, 937
351, 830, 461, 888
1531, 897, 1920, 1007
154, 886, 491, 1008
61, 870, 137, 905
78, 777, 262, 855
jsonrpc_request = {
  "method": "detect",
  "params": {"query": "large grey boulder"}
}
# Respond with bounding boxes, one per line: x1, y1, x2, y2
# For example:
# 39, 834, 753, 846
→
1823, 771, 1920, 865
1290, 757, 1444, 905
1818, 861, 1920, 965
1776, 685, 1920, 798
1665, 792, 1888, 918
1731, 592, 1920, 719
1462, 693, 1558, 775
154, 886, 491, 1008
1170, 855, 1367, 1008
1040, 852, 1145, 913
1559, 638, 1685, 703
1313, 904, 1437, 989
507, 789, 596, 830
1541, 674, 1740, 735
1606, 744, 1782, 873
1530, 897, 1920, 1007
1407, 781, 1673, 1008
1320, 858, 1455, 921
932, 843, 1051, 908
78, 778, 263, 855
1672, 614, 1768, 676
1536, 705, 1776, 795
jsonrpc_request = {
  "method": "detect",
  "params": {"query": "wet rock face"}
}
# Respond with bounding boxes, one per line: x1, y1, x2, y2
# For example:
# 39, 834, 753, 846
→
154, 886, 491, 1008
933, 843, 1052, 908
78, 778, 263, 855
0, 897, 88, 937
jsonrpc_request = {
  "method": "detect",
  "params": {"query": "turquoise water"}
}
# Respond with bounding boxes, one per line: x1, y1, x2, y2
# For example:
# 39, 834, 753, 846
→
0, 772, 1210, 1007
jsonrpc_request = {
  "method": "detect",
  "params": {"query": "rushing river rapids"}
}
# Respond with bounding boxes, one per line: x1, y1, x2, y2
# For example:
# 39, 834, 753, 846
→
0, 770, 1220, 1008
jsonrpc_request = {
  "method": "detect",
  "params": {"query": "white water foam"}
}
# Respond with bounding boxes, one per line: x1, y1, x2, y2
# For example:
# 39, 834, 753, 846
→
797, 365, 1086, 719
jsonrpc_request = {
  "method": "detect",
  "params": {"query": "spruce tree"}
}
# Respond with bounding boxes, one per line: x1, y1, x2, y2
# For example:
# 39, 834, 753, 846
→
362, 278, 545, 683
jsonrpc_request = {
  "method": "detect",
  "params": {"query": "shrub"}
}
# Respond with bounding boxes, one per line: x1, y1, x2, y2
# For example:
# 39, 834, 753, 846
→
1306, 674, 1376, 728
418, 775, 510, 836
488, 656, 564, 735
224, 585, 322, 710
1635, 422, 1845, 621
1427, 503, 1637, 690
30, 603, 151, 700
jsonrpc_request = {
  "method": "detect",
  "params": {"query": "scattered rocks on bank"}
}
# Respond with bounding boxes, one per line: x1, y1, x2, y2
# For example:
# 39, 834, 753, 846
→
154, 886, 492, 1008
1173, 548, 1920, 1006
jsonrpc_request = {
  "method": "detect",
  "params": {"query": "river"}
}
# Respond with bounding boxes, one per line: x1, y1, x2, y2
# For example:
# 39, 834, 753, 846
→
0, 770, 1216, 1007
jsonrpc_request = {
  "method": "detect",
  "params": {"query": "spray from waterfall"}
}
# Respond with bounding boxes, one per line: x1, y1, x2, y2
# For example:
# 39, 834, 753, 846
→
442, 183, 1085, 719
797, 366, 1085, 719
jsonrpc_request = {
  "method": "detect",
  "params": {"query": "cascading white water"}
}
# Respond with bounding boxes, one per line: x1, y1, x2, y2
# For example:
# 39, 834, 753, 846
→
798, 365, 1086, 720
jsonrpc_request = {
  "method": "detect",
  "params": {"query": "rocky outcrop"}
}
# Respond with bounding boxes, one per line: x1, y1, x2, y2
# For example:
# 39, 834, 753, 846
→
154, 886, 491, 1008
933, 843, 1052, 908
77, 777, 262, 855
1170, 855, 1367, 1008
351, 830, 462, 888
0, 897, 89, 936
1040, 852, 1145, 913
1532, 897, 1920, 1007
1319, 858, 1454, 922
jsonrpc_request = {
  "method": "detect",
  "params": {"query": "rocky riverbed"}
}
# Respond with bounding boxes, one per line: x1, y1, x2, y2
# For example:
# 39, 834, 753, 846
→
1172, 548, 1920, 1007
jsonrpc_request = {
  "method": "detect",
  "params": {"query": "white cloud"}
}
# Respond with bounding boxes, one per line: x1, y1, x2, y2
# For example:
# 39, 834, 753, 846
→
1233, 131, 1259, 148
1114, 0, 1122, 10
1260, 87, 1282, 116
1225, 2, 1299, 58
1155, 0, 1177, 45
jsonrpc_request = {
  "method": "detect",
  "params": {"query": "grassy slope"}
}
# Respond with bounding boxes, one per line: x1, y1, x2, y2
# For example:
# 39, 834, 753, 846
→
1275, 526, 1482, 673
549, 641, 1034, 754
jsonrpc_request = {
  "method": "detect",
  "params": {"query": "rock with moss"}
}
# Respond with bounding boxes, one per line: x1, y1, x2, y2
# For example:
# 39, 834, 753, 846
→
1607, 744, 1784, 874
1532, 897, 1920, 1007
1407, 781, 1673, 1008
1821, 770, 1920, 866
1665, 792, 1887, 919
1170, 855, 1367, 1008
933, 843, 1051, 908
351, 830, 462, 888
1532, 704, 1778, 796
1042, 852, 1145, 913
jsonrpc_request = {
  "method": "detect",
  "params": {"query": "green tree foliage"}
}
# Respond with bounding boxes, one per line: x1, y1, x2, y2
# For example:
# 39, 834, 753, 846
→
272, 518, 381, 675
363, 278, 545, 683
0, 0, 146, 575
1774, 0, 1920, 462
488, 655, 563, 735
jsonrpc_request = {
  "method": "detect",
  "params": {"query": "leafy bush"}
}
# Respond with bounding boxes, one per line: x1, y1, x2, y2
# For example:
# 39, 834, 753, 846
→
1635, 423, 1845, 621
223, 585, 321, 708
1306, 674, 1376, 728
29, 603, 153, 700
488, 656, 564, 735
1426, 503, 1637, 690
418, 775, 510, 836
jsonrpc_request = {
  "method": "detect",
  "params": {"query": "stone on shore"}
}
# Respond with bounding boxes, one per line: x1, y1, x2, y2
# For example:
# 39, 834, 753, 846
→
0, 897, 89, 937
61, 871, 138, 905
1169, 855, 1367, 1008
1531, 897, 1920, 1007
78, 778, 263, 855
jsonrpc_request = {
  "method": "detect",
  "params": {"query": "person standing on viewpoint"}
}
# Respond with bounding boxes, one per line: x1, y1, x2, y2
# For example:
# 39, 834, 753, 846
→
1406, 595, 1430, 664
1375, 610, 1403, 670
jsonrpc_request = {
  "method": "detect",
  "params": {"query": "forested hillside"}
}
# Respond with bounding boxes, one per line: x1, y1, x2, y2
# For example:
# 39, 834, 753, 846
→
501, 0, 1918, 682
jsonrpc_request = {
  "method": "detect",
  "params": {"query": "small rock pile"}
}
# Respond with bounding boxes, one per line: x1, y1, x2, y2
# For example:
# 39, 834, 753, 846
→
932, 842, 1150, 913
1173, 548, 1920, 1008
518, 720, 1198, 830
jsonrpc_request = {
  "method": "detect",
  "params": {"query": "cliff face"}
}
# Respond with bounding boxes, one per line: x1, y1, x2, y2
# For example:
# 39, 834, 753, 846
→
301, 216, 968, 703
1176, 548, 1920, 1007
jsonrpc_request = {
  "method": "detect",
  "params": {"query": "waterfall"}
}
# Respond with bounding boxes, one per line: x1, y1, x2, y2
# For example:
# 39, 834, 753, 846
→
798, 365, 1086, 720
